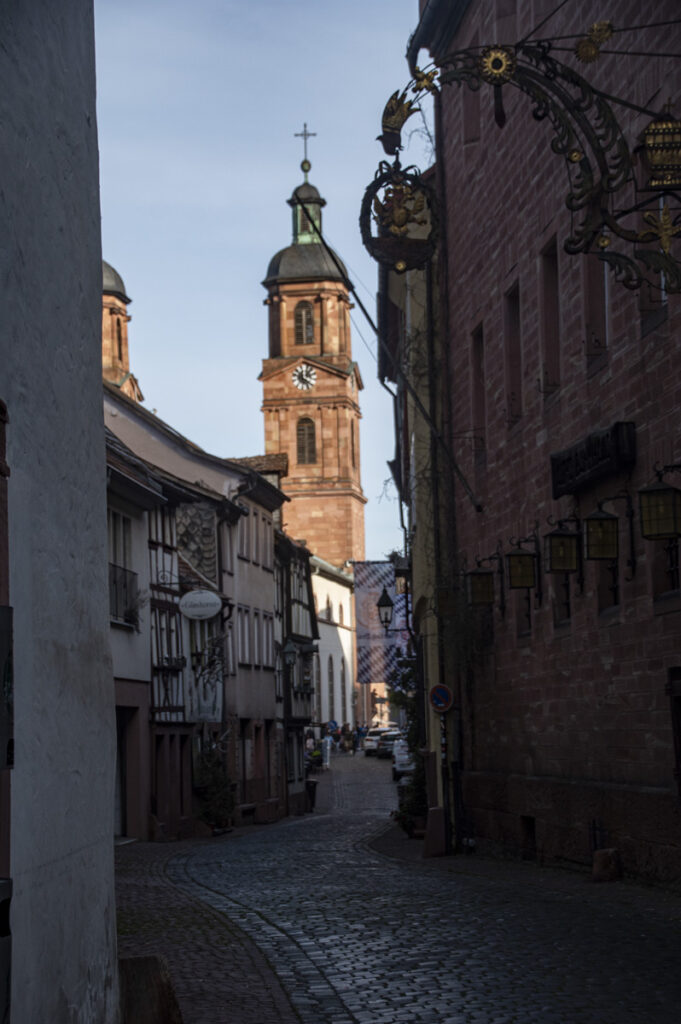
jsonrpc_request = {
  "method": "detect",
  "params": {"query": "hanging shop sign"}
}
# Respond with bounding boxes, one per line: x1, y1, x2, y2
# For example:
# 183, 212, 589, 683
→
179, 589, 222, 621
360, 161, 438, 274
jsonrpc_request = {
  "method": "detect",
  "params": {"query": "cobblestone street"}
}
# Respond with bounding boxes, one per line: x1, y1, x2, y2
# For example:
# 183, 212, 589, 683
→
116, 754, 681, 1024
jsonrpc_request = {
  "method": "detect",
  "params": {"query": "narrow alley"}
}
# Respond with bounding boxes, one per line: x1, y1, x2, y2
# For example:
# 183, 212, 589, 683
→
116, 753, 681, 1024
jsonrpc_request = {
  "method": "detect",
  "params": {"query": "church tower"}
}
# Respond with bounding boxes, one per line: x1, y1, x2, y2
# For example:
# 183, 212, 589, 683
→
261, 157, 366, 567
102, 260, 143, 402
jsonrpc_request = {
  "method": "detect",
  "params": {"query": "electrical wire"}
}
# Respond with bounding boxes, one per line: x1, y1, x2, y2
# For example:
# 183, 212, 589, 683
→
550, 46, 681, 59
292, 188, 483, 513
518, 0, 574, 47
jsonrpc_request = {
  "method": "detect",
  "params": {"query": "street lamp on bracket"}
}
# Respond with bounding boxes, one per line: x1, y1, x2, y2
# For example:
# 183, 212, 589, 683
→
361, 17, 681, 293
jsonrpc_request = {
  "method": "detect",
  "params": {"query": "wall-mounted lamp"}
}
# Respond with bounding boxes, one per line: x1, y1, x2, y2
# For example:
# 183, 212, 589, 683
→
282, 639, 298, 668
544, 519, 580, 574
506, 528, 542, 603
543, 514, 583, 592
465, 544, 505, 615
583, 493, 636, 579
377, 586, 394, 630
584, 507, 619, 560
638, 465, 681, 540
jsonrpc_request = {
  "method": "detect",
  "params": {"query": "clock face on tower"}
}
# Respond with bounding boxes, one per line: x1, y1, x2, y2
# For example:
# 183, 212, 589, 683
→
292, 364, 317, 390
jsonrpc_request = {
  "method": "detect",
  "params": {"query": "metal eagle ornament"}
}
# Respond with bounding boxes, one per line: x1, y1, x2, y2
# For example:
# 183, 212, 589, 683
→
361, 17, 681, 292
360, 81, 439, 274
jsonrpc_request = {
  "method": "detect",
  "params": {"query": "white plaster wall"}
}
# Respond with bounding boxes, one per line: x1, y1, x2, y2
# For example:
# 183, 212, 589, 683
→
312, 573, 355, 728
108, 497, 152, 684
1, 3, 118, 1020
104, 398, 281, 723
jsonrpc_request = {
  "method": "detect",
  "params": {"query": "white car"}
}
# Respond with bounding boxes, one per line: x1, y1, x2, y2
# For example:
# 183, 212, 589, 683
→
392, 738, 414, 780
363, 727, 392, 756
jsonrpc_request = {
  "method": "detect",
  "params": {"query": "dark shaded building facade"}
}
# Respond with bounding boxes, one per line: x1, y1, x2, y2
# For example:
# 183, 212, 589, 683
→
378, 0, 681, 880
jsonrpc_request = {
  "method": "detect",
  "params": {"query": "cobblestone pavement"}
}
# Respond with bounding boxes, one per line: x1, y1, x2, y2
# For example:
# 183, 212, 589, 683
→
117, 753, 681, 1024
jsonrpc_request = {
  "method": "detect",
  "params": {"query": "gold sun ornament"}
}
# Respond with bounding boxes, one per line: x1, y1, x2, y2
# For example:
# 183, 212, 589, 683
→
588, 21, 614, 45
575, 38, 601, 63
575, 20, 614, 63
478, 46, 517, 85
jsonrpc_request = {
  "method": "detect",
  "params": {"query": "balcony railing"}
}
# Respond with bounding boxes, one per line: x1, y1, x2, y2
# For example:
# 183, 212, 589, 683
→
109, 563, 139, 625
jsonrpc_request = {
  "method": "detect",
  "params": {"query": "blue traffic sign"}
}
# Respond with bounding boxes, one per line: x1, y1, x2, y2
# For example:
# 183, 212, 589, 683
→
429, 684, 453, 713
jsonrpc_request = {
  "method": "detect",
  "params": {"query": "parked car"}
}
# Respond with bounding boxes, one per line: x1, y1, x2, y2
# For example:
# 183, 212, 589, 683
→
376, 730, 403, 759
363, 727, 392, 756
392, 738, 414, 780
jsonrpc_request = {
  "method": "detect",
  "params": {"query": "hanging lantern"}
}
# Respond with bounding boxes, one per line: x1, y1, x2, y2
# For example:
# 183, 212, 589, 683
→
544, 527, 580, 573
466, 570, 495, 606
584, 508, 620, 560
376, 586, 395, 630
638, 480, 681, 539
506, 551, 536, 589
642, 113, 681, 190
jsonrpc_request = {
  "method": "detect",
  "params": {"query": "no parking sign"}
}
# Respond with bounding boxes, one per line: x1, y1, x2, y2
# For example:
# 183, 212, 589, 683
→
429, 684, 453, 713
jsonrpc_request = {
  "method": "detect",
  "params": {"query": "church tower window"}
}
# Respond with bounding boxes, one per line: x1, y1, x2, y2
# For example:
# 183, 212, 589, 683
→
296, 418, 316, 464
295, 301, 314, 345
116, 318, 123, 361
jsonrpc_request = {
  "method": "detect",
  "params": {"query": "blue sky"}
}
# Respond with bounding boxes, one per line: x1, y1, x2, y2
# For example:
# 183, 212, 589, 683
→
94, 0, 433, 560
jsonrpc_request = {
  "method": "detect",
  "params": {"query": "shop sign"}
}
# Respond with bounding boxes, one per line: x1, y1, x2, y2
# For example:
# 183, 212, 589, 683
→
179, 589, 222, 621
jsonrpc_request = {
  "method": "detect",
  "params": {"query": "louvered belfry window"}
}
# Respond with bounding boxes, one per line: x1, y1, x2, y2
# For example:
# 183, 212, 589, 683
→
297, 417, 316, 464
294, 301, 314, 345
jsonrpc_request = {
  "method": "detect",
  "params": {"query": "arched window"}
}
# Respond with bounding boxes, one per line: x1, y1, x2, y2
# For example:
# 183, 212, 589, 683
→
326, 596, 332, 621
328, 655, 335, 722
297, 418, 316, 464
295, 301, 314, 345
116, 318, 123, 361
338, 603, 344, 626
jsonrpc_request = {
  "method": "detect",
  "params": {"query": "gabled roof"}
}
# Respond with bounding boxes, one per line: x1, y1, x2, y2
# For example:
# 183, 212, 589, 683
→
105, 427, 165, 509
104, 381, 288, 512
231, 453, 289, 474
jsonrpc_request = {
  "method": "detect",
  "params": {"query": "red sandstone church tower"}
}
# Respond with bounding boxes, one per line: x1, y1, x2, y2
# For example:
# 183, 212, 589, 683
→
260, 157, 366, 567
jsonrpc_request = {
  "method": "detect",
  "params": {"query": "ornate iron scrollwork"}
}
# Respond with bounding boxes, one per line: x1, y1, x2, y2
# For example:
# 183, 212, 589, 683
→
364, 21, 681, 293
359, 160, 438, 273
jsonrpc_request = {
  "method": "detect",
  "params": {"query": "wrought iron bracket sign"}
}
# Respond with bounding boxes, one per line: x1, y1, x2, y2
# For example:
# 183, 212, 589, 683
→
364, 17, 681, 291
360, 160, 438, 274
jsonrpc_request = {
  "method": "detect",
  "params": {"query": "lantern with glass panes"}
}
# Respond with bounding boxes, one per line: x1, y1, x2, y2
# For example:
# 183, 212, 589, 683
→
505, 528, 542, 604
465, 545, 505, 615
583, 493, 637, 580
638, 465, 681, 541
544, 515, 583, 592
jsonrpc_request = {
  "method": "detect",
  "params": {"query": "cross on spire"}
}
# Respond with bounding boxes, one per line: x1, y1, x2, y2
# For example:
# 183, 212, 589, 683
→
294, 122, 316, 162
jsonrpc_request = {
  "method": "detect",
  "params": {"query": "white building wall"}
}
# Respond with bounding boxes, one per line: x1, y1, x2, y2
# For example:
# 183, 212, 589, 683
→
311, 564, 355, 730
108, 496, 152, 683
1, 2, 118, 1020
103, 398, 281, 724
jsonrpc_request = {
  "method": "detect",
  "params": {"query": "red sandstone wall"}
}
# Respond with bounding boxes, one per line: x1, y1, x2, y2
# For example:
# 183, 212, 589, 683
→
434, 1, 681, 875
